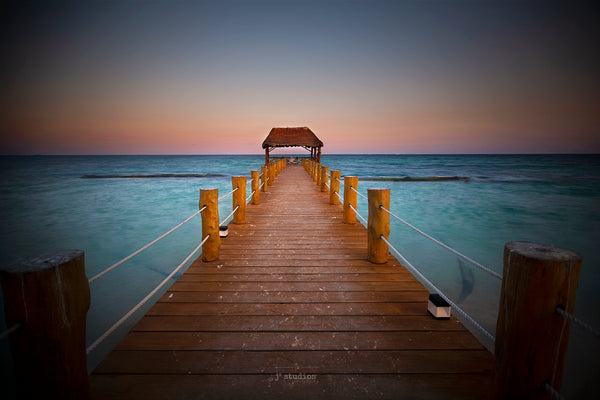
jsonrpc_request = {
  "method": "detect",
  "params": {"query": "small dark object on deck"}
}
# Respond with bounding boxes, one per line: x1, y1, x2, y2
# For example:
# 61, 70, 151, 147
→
219, 225, 229, 238
428, 293, 451, 319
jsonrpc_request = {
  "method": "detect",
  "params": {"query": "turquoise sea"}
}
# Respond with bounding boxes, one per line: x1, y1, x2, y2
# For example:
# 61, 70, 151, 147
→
1, 154, 599, 398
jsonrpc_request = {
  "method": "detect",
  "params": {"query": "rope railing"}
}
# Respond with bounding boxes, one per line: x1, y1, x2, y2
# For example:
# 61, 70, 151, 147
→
348, 203, 367, 225
88, 207, 206, 283
349, 185, 368, 200
379, 205, 502, 280
220, 205, 239, 226
304, 161, 591, 396
380, 234, 495, 343
86, 234, 210, 355
556, 306, 600, 337
543, 381, 566, 400
218, 186, 238, 202
334, 190, 343, 202
246, 190, 255, 204
0, 322, 21, 341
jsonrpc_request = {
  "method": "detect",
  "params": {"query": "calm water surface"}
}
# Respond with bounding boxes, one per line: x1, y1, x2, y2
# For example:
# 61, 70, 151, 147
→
1, 154, 598, 398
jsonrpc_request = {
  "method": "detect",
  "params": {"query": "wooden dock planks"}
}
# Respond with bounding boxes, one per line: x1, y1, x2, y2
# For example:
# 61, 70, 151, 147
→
90, 164, 492, 399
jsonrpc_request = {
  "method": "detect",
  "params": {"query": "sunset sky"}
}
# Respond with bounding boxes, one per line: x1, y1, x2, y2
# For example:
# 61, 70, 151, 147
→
1, 1, 599, 155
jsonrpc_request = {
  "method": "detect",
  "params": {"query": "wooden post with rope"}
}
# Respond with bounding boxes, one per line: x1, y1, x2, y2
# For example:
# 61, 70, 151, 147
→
367, 188, 390, 264
231, 176, 246, 224
261, 166, 268, 192
316, 163, 322, 187
200, 188, 220, 261
343, 176, 358, 224
0, 250, 90, 399
493, 241, 582, 399
330, 170, 341, 205
321, 166, 329, 192
251, 170, 259, 204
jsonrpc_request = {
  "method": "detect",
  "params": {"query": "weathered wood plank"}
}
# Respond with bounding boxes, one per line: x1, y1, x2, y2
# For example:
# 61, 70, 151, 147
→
189, 260, 404, 267
114, 331, 480, 351
169, 281, 426, 291
132, 315, 467, 332
146, 302, 427, 316
96, 349, 491, 374
91, 374, 492, 400
177, 273, 416, 282
185, 266, 409, 274
158, 290, 429, 303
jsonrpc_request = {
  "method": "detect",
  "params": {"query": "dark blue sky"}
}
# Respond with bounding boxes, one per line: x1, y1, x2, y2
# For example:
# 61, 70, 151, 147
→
1, 1, 599, 154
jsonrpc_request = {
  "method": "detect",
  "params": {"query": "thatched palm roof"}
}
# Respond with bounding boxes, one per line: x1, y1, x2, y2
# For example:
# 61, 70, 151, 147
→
262, 127, 323, 149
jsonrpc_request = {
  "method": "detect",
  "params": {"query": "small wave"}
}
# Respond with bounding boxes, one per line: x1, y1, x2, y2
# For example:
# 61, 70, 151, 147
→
81, 173, 228, 179
360, 176, 470, 182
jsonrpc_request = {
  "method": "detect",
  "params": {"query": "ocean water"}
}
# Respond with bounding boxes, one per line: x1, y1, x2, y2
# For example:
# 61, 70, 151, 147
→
1, 154, 599, 398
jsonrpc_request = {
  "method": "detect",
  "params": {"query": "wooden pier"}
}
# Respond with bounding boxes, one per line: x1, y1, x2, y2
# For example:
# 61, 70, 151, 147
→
89, 164, 493, 399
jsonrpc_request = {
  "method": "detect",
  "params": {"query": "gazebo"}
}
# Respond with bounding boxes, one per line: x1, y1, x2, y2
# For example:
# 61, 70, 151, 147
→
261, 127, 323, 165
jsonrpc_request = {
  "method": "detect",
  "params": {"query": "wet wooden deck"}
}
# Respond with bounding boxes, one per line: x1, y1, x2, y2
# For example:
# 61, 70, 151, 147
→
90, 164, 492, 399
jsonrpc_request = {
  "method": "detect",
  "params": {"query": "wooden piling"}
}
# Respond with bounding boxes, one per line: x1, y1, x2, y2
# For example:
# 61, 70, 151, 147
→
261, 166, 268, 192
316, 164, 322, 187
269, 163, 275, 185
367, 188, 390, 263
343, 176, 358, 224
231, 176, 246, 224
321, 166, 329, 192
330, 170, 341, 205
251, 170, 259, 204
200, 188, 220, 261
0, 250, 90, 399
494, 241, 582, 399
313, 161, 318, 182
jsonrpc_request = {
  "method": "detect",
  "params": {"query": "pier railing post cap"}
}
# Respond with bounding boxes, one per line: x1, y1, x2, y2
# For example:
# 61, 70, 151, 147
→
1, 249, 84, 273
505, 241, 581, 262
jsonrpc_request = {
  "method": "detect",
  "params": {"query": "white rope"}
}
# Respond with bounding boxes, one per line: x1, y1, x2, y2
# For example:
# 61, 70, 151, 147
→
349, 185, 368, 200
379, 206, 502, 280
324, 182, 330, 188
0, 323, 21, 341
260, 182, 265, 189
218, 187, 238, 201
246, 179, 252, 186
381, 235, 496, 343
542, 382, 566, 400
88, 207, 205, 283
220, 205, 239, 226
334, 191, 343, 202
246, 190, 255, 204
556, 307, 600, 337
86, 234, 210, 355
348, 203, 367, 225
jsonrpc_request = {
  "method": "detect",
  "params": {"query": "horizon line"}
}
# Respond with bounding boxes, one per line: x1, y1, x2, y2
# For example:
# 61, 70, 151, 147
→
1, 152, 599, 157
